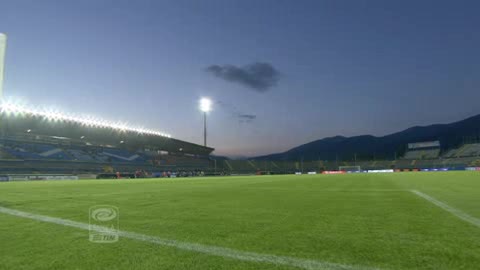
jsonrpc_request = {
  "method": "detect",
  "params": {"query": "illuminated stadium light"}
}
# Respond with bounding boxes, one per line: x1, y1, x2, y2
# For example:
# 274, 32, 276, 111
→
199, 98, 212, 113
0, 33, 6, 98
0, 101, 172, 138
199, 97, 213, 147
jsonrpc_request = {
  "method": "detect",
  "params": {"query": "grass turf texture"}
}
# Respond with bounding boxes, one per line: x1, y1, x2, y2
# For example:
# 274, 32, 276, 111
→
0, 172, 479, 270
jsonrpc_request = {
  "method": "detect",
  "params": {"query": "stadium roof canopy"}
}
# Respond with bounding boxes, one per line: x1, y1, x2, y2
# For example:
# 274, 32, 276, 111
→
0, 106, 214, 156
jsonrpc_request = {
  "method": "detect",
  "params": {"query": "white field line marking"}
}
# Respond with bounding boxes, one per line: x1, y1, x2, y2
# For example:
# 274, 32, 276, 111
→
0, 206, 379, 270
410, 190, 480, 228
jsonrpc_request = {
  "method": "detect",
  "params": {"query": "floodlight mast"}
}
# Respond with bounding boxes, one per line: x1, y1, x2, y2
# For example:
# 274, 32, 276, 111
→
0, 33, 7, 99
199, 98, 212, 147
204, 111, 207, 147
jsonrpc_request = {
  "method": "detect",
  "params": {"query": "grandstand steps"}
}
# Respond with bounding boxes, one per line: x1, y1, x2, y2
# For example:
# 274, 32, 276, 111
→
102, 152, 140, 161
456, 145, 469, 157
0, 149, 15, 159
39, 148, 63, 157
271, 161, 280, 170
62, 150, 77, 160
442, 149, 456, 158
247, 160, 257, 170
470, 159, 480, 166
224, 160, 233, 170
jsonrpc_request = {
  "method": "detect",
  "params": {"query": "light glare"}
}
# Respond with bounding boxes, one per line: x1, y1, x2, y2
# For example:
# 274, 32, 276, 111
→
199, 98, 212, 112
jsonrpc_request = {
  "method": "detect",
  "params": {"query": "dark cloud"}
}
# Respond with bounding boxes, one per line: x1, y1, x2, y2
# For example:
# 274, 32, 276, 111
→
206, 62, 280, 92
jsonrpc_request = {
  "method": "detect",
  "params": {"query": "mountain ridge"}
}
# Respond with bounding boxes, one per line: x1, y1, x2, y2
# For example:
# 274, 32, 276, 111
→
253, 114, 480, 161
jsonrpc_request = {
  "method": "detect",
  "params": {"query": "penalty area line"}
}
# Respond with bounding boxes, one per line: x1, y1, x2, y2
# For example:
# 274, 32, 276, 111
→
0, 206, 380, 270
410, 190, 480, 228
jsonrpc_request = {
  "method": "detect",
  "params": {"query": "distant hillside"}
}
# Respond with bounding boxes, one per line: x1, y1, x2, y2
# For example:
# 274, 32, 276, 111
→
253, 114, 480, 161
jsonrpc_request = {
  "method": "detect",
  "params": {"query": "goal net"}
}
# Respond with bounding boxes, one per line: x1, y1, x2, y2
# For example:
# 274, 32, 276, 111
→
338, 166, 361, 172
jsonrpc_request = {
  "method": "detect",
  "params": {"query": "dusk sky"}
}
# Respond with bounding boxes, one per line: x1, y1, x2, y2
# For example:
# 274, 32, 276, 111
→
2, 0, 480, 157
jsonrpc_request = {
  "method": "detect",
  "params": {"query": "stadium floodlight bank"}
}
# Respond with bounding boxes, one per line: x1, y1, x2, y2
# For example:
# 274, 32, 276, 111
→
339, 165, 362, 172
0, 101, 172, 138
0, 33, 6, 98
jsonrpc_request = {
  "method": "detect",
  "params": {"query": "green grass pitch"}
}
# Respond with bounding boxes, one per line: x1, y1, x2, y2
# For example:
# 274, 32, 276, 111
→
0, 172, 479, 270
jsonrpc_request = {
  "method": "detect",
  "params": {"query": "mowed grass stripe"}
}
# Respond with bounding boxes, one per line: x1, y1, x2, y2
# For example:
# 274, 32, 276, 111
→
0, 206, 381, 270
410, 190, 480, 228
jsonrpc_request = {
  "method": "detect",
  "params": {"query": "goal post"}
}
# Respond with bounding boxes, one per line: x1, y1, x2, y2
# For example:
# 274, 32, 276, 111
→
338, 165, 361, 172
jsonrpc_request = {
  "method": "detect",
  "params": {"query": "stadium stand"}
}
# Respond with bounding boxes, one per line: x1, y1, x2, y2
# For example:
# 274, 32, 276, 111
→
402, 149, 440, 160
101, 148, 147, 163
65, 149, 97, 162
226, 160, 257, 173
0, 111, 214, 176
0, 139, 212, 175
442, 143, 480, 158
457, 144, 480, 157
402, 141, 440, 160
1, 140, 73, 160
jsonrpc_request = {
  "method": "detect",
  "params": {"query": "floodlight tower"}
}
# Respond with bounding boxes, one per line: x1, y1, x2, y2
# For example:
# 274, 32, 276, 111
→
199, 98, 212, 147
0, 33, 7, 99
